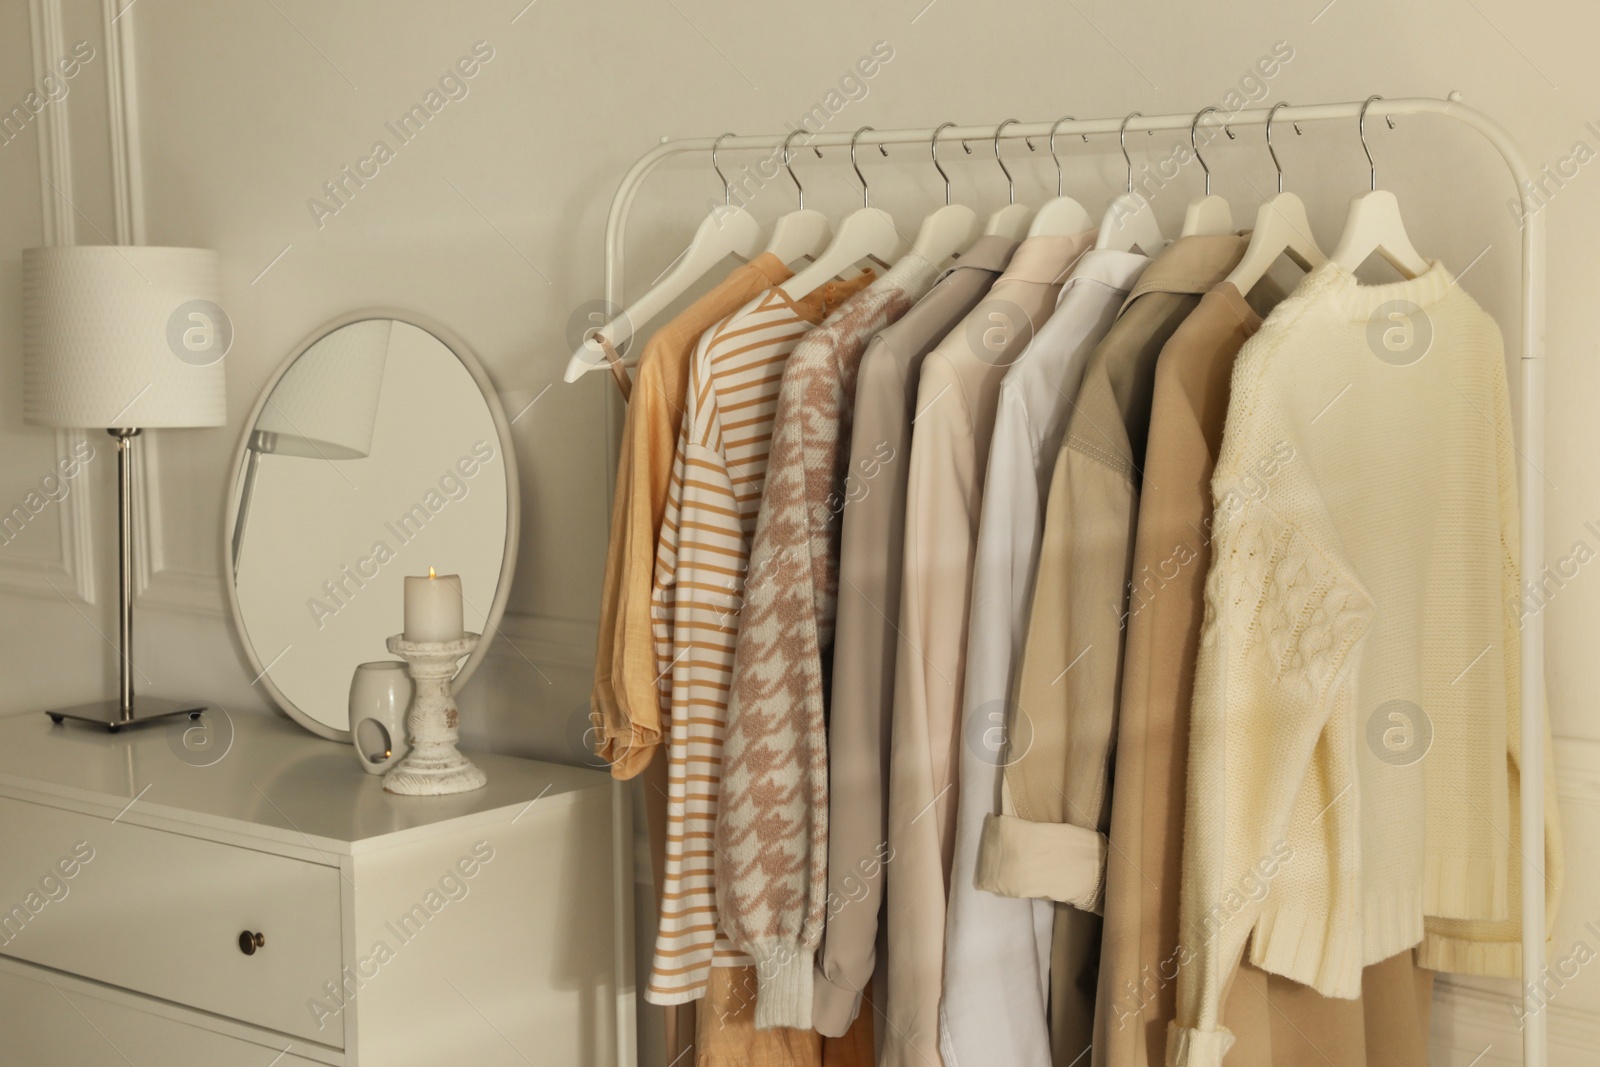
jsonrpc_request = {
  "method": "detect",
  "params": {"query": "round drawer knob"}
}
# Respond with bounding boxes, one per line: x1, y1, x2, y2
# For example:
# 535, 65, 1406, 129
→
238, 930, 266, 956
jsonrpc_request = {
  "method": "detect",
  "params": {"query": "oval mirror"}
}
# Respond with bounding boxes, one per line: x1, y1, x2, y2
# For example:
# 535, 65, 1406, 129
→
224, 313, 519, 740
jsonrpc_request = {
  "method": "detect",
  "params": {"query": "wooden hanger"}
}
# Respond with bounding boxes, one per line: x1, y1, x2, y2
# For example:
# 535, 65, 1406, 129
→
1330, 96, 1430, 279
762, 129, 833, 267
1225, 102, 1327, 294
564, 134, 764, 383
1096, 112, 1165, 256
908, 122, 980, 264
1181, 106, 1234, 238
780, 127, 908, 301
1027, 116, 1095, 238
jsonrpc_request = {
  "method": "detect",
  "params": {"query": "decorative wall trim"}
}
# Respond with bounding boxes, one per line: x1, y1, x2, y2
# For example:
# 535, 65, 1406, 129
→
1553, 735, 1600, 804
28, 0, 68, 247
101, 0, 143, 247
487, 612, 597, 672
633, 824, 651, 887
101, 0, 160, 602
1, 0, 98, 606
97, 0, 218, 614
135, 567, 227, 619
1433, 980, 1600, 1066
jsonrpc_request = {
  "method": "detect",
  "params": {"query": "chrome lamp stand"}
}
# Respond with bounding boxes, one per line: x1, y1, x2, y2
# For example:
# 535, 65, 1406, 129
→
46, 429, 207, 733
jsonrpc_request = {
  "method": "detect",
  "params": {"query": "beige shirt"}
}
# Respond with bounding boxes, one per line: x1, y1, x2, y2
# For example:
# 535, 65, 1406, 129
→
592, 254, 792, 779
885, 231, 1096, 1067
940, 248, 1150, 1067
979, 235, 1251, 900
1093, 281, 1434, 1067
815, 238, 1018, 1039
975, 235, 1249, 1067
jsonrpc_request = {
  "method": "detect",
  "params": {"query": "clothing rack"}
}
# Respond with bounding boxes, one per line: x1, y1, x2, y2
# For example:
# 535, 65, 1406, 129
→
592, 95, 1549, 1067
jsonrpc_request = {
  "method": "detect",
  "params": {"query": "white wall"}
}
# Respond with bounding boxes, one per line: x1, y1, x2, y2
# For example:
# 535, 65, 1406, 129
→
2, 1, 1599, 1064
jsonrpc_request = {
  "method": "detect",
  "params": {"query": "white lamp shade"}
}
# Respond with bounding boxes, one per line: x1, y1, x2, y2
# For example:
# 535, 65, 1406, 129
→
22, 245, 227, 428
254, 319, 392, 460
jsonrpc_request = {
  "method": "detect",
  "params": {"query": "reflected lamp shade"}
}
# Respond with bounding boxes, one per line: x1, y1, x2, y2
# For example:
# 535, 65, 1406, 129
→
23, 246, 227, 429
253, 319, 392, 459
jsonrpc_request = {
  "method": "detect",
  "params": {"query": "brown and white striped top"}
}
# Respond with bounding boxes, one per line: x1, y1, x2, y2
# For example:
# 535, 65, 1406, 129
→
645, 271, 874, 1006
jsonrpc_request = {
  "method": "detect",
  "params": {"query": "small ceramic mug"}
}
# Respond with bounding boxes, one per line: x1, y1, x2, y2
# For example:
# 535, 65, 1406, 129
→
349, 660, 412, 775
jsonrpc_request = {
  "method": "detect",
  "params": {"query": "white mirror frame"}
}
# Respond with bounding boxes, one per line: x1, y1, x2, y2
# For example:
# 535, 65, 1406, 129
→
222, 309, 521, 742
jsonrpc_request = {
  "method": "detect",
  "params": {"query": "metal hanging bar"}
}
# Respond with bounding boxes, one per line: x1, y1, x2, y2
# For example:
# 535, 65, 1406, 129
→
587, 94, 1549, 1067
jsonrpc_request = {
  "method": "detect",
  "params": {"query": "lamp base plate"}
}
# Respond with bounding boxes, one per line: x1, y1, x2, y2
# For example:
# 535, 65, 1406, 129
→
46, 697, 207, 733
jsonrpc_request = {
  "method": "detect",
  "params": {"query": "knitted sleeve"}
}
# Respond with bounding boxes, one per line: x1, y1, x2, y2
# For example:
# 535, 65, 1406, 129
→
716, 346, 844, 1031
1167, 445, 1373, 1067
1418, 338, 1564, 977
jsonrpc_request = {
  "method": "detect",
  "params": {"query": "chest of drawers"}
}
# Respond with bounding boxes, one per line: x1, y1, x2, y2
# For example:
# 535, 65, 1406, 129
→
0, 710, 626, 1066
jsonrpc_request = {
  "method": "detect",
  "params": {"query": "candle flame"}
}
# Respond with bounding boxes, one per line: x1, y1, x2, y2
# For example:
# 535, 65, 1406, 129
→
428, 566, 436, 579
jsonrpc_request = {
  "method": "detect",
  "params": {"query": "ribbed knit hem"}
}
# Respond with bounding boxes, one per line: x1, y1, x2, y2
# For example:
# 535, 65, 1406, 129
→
811, 965, 862, 1038
975, 813, 1107, 912
1417, 930, 1523, 978
1425, 852, 1509, 921
750, 942, 814, 1031
1165, 1022, 1236, 1067
1247, 903, 1363, 1000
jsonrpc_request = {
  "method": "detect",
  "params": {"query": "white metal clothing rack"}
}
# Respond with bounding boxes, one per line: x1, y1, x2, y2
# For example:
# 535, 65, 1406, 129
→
591, 96, 1549, 1067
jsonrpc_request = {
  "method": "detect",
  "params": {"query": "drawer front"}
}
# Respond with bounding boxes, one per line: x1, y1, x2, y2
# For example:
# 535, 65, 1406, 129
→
0, 960, 330, 1067
0, 796, 344, 1046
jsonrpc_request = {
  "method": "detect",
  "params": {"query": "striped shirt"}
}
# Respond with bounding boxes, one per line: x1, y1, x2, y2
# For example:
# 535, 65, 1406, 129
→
646, 271, 874, 1005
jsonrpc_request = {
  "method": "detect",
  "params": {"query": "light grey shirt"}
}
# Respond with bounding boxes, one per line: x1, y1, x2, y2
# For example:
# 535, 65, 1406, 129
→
813, 236, 1018, 1038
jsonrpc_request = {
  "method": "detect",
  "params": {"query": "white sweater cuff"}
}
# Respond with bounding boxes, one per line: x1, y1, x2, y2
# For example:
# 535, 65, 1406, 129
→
974, 812, 1107, 913
752, 943, 814, 1031
1165, 1022, 1236, 1067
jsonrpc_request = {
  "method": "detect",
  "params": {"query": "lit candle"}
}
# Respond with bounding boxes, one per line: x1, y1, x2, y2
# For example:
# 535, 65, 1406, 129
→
403, 567, 464, 642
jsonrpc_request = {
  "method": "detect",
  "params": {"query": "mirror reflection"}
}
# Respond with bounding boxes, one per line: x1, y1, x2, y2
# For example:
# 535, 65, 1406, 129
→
230, 319, 510, 737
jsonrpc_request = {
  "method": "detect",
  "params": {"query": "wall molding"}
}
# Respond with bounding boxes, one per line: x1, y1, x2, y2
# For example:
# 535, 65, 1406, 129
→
487, 611, 597, 672
1552, 734, 1600, 804
101, 0, 162, 605
101, 0, 143, 247
1433, 979, 1600, 1066
1, 0, 98, 607
94, 0, 225, 618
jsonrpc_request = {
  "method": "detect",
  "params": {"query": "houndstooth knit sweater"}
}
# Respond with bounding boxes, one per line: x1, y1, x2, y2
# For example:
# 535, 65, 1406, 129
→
1168, 261, 1563, 1067
716, 252, 940, 1031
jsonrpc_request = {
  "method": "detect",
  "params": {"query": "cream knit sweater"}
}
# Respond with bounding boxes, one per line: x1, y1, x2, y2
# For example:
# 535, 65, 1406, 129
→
1168, 262, 1563, 1067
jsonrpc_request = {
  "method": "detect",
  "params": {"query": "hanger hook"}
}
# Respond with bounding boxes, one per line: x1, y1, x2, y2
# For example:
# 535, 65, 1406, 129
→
712, 132, 736, 207
1191, 106, 1221, 196
931, 121, 957, 206
1358, 94, 1394, 191
850, 126, 877, 209
1048, 116, 1076, 198
993, 118, 1020, 205
1265, 102, 1303, 195
1119, 112, 1143, 194
781, 129, 808, 210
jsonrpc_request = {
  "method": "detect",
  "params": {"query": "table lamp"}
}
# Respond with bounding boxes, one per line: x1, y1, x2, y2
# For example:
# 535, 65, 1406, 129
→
230, 317, 392, 575
22, 245, 228, 731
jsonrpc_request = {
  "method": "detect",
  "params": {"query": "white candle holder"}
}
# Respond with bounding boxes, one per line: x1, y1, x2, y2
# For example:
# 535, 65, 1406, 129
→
382, 632, 487, 796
